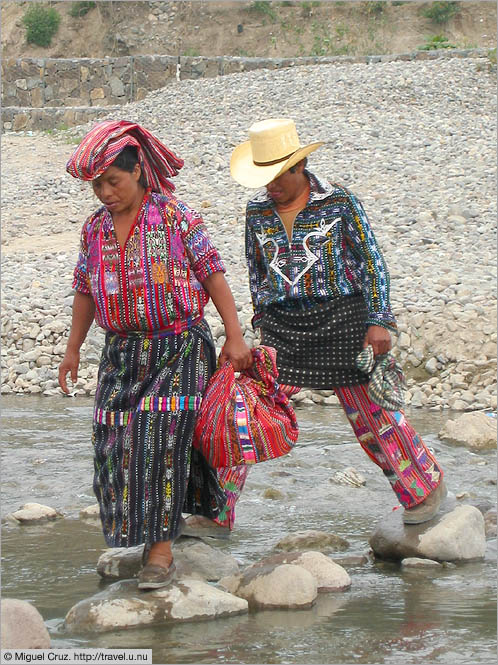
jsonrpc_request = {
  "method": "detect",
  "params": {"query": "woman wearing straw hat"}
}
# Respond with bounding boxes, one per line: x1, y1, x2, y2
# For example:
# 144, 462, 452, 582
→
221, 118, 447, 527
59, 120, 252, 589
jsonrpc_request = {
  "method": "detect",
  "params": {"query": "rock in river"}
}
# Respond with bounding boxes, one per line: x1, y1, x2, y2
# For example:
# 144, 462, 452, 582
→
274, 529, 350, 553
97, 536, 240, 582
370, 501, 486, 562
6, 502, 62, 525
64, 577, 248, 634
1, 598, 51, 648
439, 412, 497, 451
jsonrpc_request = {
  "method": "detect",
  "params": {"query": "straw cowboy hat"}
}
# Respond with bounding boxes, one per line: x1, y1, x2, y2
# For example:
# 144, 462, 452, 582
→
230, 118, 324, 188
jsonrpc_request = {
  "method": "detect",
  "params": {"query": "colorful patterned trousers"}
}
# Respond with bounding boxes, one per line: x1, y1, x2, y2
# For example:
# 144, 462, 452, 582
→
213, 382, 443, 528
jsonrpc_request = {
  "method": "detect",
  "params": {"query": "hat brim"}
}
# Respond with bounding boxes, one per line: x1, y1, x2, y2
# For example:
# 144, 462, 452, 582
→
230, 141, 324, 188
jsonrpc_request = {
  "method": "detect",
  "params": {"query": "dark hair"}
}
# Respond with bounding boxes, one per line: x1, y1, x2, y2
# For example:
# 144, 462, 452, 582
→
289, 157, 308, 173
112, 146, 147, 187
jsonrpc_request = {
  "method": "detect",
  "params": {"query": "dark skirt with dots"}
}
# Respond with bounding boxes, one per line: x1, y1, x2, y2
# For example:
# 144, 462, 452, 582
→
92, 320, 226, 548
260, 295, 370, 389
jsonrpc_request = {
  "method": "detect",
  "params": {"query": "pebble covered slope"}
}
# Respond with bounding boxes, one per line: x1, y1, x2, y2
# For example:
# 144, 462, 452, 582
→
2, 57, 496, 410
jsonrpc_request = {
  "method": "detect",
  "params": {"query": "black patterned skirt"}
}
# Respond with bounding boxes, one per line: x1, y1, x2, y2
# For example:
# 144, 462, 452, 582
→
92, 320, 226, 547
260, 295, 369, 389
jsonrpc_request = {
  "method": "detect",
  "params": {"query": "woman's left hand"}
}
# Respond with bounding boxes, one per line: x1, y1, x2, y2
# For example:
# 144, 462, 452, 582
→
363, 325, 392, 356
219, 336, 253, 371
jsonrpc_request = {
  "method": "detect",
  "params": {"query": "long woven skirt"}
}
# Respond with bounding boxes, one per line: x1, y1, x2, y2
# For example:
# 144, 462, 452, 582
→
92, 320, 226, 547
260, 295, 369, 388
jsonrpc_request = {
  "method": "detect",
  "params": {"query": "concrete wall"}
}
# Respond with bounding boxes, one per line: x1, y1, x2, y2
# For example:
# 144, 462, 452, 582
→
1, 49, 489, 131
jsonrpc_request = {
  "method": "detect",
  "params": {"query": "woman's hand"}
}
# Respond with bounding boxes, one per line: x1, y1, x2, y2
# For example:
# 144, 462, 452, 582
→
363, 325, 392, 357
219, 335, 253, 371
58, 292, 95, 394
58, 348, 80, 394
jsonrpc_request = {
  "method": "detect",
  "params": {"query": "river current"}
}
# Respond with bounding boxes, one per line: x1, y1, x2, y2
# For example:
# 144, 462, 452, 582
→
1, 395, 496, 664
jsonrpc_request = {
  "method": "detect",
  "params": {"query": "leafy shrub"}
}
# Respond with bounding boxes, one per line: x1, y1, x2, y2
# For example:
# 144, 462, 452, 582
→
22, 4, 61, 47
360, 1, 385, 16
182, 47, 201, 57
422, 2, 460, 25
247, 1, 277, 21
69, 2, 97, 18
300, 1, 320, 16
418, 34, 457, 50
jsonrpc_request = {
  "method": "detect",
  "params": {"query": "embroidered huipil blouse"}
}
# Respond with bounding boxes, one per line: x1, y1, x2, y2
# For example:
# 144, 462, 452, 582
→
73, 191, 225, 335
245, 171, 397, 332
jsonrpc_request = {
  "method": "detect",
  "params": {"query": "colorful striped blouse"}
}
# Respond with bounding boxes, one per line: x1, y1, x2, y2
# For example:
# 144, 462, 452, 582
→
245, 172, 397, 332
73, 190, 225, 335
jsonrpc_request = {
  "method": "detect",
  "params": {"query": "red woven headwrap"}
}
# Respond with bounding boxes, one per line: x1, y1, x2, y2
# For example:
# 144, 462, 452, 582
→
66, 120, 184, 194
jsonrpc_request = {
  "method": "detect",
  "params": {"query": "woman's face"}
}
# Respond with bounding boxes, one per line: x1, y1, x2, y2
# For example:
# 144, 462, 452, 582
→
265, 159, 307, 206
91, 163, 144, 215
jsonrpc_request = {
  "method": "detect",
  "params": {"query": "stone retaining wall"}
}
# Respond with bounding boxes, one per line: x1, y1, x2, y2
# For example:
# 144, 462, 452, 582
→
1, 48, 489, 131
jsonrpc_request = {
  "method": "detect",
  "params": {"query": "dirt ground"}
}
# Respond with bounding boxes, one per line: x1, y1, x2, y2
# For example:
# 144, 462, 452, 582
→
2, 1, 496, 60
1, 133, 88, 256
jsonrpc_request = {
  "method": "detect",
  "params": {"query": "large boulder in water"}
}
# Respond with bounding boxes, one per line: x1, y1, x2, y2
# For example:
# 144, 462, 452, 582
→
370, 500, 486, 562
439, 412, 497, 450
97, 537, 240, 581
274, 530, 349, 553
231, 551, 352, 594
64, 577, 248, 634
1, 599, 51, 648
234, 563, 317, 610
6, 502, 62, 525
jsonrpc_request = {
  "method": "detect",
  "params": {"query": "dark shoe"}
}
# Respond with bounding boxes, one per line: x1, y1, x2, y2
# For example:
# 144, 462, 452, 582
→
403, 481, 448, 525
138, 562, 176, 590
181, 515, 231, 540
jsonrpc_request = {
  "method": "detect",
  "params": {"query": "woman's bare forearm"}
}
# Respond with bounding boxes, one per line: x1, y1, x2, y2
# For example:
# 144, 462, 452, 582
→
66, 291, 96, 351
203, 271, 252, 370
203, 272, 244, 340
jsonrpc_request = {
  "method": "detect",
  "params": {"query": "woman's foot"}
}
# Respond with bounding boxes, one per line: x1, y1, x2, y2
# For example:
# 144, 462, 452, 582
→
138, 542, 176, 590
181, 514, 231, 540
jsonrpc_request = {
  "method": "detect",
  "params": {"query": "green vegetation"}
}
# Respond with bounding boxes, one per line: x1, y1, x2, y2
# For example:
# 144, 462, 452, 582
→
22, 4, 61, 47
247, 1, 277, 22
279, 0, 320, 6
43, 123, 74, 136
310, 21, 350, 56
476, 48, 496, 73
182, 47, 201, 57
300, 1, 320, 17
69, 2, 97, 18
418, 35, 457, 50
360, 1, 386, 17
422, 2, 460, 25
335, 23, 349, 40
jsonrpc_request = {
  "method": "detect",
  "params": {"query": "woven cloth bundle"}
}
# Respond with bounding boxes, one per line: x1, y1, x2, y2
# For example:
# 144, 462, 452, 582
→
356, 345, 407, 411
193, 345, 299, 467
66, 120, 184, 193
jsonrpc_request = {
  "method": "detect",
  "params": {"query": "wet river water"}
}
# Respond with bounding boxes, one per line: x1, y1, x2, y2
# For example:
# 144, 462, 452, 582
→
1, 395, 496, 664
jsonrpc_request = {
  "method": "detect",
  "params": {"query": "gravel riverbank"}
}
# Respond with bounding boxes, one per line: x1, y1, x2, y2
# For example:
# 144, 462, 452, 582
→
2, 57, 496, 410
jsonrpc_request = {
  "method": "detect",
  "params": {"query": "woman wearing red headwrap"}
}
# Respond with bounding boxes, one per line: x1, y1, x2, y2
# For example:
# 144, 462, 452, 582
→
59, 121, 251, 589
